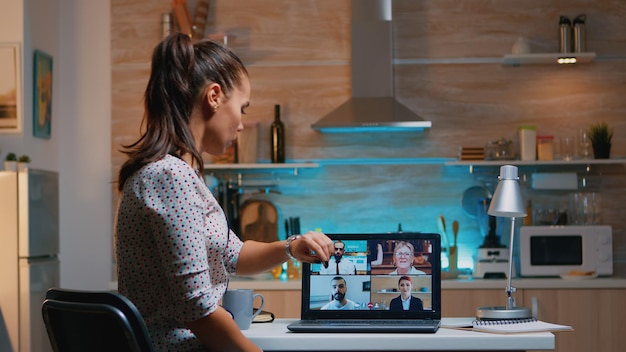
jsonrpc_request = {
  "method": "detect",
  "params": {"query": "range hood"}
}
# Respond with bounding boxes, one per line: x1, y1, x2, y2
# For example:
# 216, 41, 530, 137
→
311, 0, 432, 133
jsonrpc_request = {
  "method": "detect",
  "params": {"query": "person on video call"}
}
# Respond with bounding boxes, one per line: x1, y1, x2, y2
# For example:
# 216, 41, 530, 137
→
319, 240, 357, 275
389, 241, 426, 275
389, 276, 424, 311
320, 276, 358, 310
114, 33, 334, 352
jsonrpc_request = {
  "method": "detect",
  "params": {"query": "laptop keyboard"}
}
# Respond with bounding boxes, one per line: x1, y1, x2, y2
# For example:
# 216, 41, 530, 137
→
304, 320, 437, 326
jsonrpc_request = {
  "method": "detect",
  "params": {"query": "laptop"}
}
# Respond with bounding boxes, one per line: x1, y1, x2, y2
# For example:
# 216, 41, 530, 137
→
287, 232, 441, 333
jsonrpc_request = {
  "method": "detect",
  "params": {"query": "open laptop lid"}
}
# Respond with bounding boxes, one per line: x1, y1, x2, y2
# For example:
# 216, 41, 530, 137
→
300, 232, 441, 320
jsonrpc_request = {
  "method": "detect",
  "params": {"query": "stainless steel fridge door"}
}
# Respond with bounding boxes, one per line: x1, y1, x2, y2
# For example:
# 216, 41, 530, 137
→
19, 257, 59, 352
18, 169, 59, 258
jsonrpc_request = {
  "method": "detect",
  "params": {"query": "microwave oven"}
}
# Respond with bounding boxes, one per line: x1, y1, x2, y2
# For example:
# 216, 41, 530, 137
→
516, 225, 612, 277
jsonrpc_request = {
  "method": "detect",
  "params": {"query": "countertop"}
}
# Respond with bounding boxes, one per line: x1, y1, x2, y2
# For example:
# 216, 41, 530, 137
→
227, 275, 626, 290
109, 276, 626, 291
242, 318, 555, 351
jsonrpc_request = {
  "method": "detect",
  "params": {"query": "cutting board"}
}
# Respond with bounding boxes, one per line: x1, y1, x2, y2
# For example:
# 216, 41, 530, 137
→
239, 199, 279, 243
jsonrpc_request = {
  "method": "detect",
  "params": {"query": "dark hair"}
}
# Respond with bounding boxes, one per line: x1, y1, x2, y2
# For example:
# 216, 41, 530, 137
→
331, 276, 346, 285
117, 33, 248, 191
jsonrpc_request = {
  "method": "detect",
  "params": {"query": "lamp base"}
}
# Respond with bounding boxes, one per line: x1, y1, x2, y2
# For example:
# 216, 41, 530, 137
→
476, 306, 532, 320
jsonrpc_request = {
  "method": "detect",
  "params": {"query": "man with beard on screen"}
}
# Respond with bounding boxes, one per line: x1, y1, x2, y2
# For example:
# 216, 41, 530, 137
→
320, 276, 357, 310
319, 240, 357, 275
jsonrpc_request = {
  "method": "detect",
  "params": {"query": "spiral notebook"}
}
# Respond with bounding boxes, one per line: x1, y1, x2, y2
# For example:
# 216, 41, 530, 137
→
471, 318, 573, 334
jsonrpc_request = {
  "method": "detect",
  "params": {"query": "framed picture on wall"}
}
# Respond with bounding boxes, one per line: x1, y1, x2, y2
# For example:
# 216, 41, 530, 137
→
34, 50, 53, 139
0, 43, 22, 133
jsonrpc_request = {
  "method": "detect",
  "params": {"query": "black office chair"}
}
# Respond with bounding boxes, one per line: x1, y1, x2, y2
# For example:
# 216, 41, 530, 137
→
41, 288, 154, 352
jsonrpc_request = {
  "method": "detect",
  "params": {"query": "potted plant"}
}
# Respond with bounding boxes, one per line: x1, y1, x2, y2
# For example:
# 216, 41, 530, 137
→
4, 152, 17, 171
587, 121, 614, 159
17, 155, 31, 171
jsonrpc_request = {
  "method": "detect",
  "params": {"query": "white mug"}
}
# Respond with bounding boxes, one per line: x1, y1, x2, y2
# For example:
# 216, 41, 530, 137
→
222, 289, 265, 330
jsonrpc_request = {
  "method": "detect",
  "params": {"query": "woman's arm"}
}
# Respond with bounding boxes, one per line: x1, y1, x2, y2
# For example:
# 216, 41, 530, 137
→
186, 306, 261, 352
236, 231, 333, 276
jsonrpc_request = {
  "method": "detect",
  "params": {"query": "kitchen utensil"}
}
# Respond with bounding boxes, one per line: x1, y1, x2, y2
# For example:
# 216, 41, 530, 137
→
437, 215, 451, 250
452, 220, 459, 247
239, 199, 279, 242
461, 185, 492, 219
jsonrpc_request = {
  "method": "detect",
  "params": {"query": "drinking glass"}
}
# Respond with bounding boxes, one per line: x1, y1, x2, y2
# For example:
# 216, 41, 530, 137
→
561, 136, 576, 161
578, 129, 592, 159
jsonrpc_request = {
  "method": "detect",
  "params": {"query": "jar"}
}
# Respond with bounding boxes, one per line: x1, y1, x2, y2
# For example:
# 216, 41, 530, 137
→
537, 135, 554, 161
518, 125, 537, 161
485, 138, 515, 160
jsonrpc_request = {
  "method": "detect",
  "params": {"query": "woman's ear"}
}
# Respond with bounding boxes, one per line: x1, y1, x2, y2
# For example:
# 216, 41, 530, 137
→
205, 83, 222, 110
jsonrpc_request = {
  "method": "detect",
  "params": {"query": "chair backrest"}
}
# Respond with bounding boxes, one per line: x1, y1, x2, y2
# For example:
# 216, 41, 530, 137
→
42, 288, 154, 352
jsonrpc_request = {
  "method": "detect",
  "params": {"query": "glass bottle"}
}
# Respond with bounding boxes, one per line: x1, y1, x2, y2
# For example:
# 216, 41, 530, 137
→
270, 104, 285, 163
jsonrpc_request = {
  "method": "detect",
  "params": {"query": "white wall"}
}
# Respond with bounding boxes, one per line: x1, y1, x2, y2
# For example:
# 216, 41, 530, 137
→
56, 0, 112, 290
0, 0, 112, 290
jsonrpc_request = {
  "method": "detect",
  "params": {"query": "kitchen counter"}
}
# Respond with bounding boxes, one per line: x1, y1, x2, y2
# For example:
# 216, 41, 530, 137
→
242, 318, 554, 351
109, 276, 626, 291
228, 275, 626, 290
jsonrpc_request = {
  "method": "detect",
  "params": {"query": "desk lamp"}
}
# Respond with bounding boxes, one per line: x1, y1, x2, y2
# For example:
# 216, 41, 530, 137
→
476, 165, 532, 320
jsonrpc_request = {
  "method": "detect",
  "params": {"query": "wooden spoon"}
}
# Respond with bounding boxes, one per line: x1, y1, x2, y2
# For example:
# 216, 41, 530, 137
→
437, 215, 450, 249
452, 220, 459, 247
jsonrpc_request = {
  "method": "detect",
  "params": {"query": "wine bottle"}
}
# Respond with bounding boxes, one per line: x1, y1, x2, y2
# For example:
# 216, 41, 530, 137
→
270, 104, 285, 163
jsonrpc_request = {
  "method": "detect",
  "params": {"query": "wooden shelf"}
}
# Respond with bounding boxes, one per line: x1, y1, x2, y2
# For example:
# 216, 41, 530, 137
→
502, 52, 596, 65
205, 162, 319, 170
204, 162, 319, 176
445, 158, 626, 167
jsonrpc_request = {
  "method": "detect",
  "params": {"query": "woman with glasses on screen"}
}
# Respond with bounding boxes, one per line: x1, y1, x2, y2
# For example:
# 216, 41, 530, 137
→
389, 241, 426, 275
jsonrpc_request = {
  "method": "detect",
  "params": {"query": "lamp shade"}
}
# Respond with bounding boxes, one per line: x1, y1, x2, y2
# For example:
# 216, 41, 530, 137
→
487, 165, 527, 218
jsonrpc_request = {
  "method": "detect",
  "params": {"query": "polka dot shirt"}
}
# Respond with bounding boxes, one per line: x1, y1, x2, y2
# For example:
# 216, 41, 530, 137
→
115, 154, 243, 351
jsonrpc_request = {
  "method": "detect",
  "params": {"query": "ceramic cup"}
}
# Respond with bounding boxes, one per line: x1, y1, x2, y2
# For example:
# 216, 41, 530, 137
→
222, 289, 265, 330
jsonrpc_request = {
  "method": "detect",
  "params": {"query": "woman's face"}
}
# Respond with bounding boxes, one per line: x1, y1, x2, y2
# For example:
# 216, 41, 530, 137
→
394, 244, 414, 271
398, 279, 412, 297
202, 75, 251, 156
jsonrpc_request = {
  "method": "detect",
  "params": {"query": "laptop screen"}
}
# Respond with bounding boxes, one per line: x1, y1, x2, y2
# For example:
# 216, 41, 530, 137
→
300, 232, 441, 320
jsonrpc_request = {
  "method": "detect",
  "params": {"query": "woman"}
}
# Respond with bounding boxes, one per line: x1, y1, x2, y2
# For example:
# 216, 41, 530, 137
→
388, 276, 424, 311
389, 241, 426, 275
115, 34, 333, 352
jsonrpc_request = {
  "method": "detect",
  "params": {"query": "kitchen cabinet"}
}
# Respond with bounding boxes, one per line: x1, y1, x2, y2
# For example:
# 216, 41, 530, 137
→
441, 289, 504, 317
252, 289, 301, 319
443, 287, 626, 352
521, 288, 626, 352
250, 288, 504, 319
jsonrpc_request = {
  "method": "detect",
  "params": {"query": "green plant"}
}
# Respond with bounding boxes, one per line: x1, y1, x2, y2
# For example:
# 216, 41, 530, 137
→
587, 121, 614, 145
18, 155, 31, 163
5, 152, 17, 161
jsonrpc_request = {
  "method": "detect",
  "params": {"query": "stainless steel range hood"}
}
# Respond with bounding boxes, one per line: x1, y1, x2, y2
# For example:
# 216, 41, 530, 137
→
311, 0, 432, 133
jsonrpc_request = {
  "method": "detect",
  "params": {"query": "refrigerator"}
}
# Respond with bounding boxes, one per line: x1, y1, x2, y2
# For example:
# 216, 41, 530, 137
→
0, 169, 59, 352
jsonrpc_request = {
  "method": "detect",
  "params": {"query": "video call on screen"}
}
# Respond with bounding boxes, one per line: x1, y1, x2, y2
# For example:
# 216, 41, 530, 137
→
308, 239, 435, 311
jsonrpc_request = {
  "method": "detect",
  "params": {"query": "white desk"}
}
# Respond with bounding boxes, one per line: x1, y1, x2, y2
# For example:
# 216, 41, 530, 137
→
243, 319, 555, 351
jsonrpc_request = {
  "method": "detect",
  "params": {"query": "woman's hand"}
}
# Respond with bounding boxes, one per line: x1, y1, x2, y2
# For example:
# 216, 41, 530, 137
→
290, 231, 334, 264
